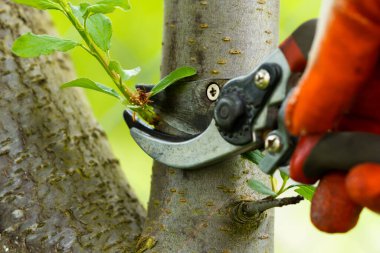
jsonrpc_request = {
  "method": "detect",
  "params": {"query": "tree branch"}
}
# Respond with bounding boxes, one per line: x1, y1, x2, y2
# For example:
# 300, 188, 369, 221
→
0, 2, 145, 251
233, 196, 304, 224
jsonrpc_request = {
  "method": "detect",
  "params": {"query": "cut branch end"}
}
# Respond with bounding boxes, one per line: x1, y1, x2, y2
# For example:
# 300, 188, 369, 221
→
232, 196, 304, 224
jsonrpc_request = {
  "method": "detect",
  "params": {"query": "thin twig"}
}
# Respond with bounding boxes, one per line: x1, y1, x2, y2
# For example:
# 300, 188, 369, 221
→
232, 196, 304, 224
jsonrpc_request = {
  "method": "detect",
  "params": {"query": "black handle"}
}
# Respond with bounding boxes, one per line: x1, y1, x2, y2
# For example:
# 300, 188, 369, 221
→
303, 132, 380, 178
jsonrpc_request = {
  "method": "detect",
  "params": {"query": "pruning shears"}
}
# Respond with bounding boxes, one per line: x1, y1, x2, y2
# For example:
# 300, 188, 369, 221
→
124, 19, 380, 178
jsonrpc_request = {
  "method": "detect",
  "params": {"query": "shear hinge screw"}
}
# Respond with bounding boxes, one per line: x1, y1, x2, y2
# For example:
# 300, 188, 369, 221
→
265, 134, 282, 154
206, 83, 220, 101
255, 69, 271, 89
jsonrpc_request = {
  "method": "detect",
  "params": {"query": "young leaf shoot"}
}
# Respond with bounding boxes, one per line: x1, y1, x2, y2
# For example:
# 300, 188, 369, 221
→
11, 0, 196, 125
243, 149, 316, 202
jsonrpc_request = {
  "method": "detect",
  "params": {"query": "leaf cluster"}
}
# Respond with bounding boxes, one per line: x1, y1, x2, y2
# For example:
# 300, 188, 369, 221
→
11, 0, 196, 124
243, 150, 316, 202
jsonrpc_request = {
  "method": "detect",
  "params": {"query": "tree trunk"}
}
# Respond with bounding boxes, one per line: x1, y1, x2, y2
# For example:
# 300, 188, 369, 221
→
0, 2, 144, 252
139, 1, 279, 252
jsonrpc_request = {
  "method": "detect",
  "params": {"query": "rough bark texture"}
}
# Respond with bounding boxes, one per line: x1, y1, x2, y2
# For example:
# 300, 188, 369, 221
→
0, 2, 145, 252
140, 1, 279, 252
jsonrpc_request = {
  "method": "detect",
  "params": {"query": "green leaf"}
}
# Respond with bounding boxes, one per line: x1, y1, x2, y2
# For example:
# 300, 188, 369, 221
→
99, 0, 131, 11
248, 179, 276, 196
109, 60, 140, 82
71, 4, 112, 52
12, 33, 79, 58
11, 0, 62, 10
61, 78, 121, 99
294, 185, 316, 201
70, 3, 91, 24
84, 0, 131, 16
151, 66, 197, 96
280, 170, 289, 181
86, 14, 112, 52
70, 4, 84, 23
242, 150, 264, 165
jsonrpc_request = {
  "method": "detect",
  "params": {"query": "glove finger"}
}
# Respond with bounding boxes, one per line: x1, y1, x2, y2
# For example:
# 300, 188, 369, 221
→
346, 163, 380, 213
286, 0, 380, 135
311, 172, 363, 233
336, 65, 380, 134
290, 135, 321, 184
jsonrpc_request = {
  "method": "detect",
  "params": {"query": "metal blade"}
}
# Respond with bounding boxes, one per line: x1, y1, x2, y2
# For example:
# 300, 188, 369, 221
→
126, 109, 257, 169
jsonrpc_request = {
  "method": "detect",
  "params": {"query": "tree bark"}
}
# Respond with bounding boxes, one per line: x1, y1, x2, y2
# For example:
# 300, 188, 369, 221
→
140, 1, 279, 252
0, 2, 144, 252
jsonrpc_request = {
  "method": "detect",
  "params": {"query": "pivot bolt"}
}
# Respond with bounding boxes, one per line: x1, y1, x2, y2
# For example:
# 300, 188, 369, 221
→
214, 94, 245, 131
254, 69, 271, 90
206, 83, 220, 101
265, 134, 282, 154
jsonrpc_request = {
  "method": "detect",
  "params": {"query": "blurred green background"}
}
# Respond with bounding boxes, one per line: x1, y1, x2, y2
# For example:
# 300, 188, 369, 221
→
50, 1, 379, 252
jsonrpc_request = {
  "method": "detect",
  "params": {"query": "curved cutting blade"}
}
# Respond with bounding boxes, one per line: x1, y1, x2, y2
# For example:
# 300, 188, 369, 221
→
124, 110, 256, 169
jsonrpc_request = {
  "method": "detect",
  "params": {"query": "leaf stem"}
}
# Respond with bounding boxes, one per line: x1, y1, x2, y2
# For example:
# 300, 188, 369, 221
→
275, 176, 289, 197
58, 1, 134, 101
79, 44, 93, 55
270, 175, 277, 192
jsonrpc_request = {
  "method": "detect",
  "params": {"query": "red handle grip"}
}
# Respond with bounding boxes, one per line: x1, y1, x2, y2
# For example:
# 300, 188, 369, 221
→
280, 19, 317, 72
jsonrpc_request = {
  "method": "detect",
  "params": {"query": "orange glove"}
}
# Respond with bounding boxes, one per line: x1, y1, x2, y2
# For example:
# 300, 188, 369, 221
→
285, 0, 380, 233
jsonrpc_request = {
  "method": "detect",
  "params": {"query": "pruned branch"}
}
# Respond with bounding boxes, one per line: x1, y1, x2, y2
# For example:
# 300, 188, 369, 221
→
232, 196, 304, 224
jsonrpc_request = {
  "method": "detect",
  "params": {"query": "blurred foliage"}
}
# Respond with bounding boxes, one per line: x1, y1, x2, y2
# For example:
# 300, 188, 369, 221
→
49, 1, 380, 252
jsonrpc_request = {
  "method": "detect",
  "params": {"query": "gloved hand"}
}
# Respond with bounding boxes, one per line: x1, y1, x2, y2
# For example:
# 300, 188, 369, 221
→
285, 0, 380, 233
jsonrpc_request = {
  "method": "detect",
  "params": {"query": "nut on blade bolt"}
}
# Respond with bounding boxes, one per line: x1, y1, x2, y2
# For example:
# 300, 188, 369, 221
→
255, 69, 270, 89
265, 134, 282, 154
206, 83, 220, 101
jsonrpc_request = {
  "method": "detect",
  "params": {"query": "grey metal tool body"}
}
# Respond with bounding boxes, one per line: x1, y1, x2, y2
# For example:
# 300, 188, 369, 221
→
124, 46, 291, 169
124, 19, 380, 177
